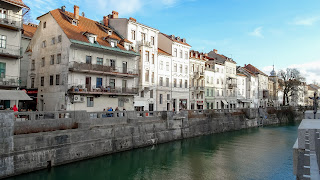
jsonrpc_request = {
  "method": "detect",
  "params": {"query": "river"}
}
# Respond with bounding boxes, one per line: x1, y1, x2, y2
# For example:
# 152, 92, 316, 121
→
7, 122, 300, 180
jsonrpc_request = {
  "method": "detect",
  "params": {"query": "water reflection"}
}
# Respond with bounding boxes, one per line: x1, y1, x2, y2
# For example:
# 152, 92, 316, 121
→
8, 123, 299, 180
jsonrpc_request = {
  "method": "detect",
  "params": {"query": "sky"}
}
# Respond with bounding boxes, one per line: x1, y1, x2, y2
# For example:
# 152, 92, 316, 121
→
23, 0, 320, 83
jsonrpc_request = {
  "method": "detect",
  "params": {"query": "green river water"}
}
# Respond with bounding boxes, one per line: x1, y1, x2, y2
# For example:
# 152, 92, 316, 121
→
7, 122, 300, 180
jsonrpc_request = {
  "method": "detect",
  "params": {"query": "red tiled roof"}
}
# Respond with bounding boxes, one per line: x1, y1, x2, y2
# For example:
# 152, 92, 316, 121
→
161, 33, 191, 47
190, 50, 207, 61
237, 73, 247, 77
22, 24, 37, 38
244, 64, 268, 76
3, 0, 29, 8
49, 9, 133, 52
242, 67, 256, 76
158, 48, 171, 56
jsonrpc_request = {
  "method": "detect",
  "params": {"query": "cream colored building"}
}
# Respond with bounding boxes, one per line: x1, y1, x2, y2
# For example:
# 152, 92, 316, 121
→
28, 6, 139, 111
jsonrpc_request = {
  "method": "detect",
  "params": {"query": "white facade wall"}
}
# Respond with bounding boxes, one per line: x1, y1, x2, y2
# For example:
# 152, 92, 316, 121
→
224, 61, 237, 109
204, 69, 215, 109
257, 74, 269, 107
214, 64, 225, 109
189, 56, 205, 110
156, 53, 172, 111
236, 75, 248, 108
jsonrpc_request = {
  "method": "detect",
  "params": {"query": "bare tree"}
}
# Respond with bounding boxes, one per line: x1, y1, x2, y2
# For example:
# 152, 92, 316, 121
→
22, 7, 33, 24
278, 68, 305, 105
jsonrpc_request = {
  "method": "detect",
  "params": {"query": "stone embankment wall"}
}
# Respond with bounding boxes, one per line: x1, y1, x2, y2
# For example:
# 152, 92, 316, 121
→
0, 108, 303, 179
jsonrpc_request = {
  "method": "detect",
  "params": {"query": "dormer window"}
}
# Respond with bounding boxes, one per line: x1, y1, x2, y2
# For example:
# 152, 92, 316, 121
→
108, 30, 112, 36
83, 32, 98, 44
110, 40, 117, 47
124, 43, 130, 50
88, 36, 95, 43
72, 19, 78, 26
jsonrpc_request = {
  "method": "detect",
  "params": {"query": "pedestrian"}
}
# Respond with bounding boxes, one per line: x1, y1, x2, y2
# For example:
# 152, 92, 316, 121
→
13, 105, 18, 112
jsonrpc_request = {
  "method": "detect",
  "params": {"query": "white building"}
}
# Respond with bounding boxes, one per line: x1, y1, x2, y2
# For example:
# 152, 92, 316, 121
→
236, 73, 249, 108
28, 6, 139, 111
109, 14, 159, 112
204, 59, 216, 109
0, 0, 31, 110
158, 33, 190, 111
237, 66, 258, 108
189, 50, 206, 110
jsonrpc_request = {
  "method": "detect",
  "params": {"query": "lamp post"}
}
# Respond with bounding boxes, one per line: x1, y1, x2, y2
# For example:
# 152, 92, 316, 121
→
309, 92, 320, 119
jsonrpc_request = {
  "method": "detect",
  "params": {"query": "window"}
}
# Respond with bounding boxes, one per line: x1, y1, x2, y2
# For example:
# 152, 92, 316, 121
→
174, 63, 177, 72
159, 94, 163, 104
57, 54, 61, 64
42, 40, 46, 48
151, 36, 155, 45
41, 57, 45, 67
31, 60, 35, 70
207, 89, 209, 96
0, 62, 5, 78
192, 92, 194, 99
141, 91, 144, 97
152, 54, 154, 64
0, 9, 7, 19
159, 77, 163, 86
51, 37, 55, 45
185, 66, 188, 74
0, 35, 6, 48
58, 35, 62, 43
217, 90, 219, 96
145, 51, 149, 62
150, 90, 153, 98
118, 99, 124, 107
217, 68, 219, 72
151, 72, 154, 83
211, 89, 214, 96
86, 56, 92, 64
88, 36, 95, 44
49, 75, 53, 85
166, 78, 169, 87
185, 80, 188, 88
174, 48, 177, 57
96, 77, 102, 88
50, 55, 54, 65
192, 64, 194, 72
179, 79, 182, 88
179, 64, 182, 73
56, 75, 60, 85
43, 22, 46, 28
145, 70, 149, 82
31, 78, 35, 88
97, 57, 103, 65
206, 76, 209, 83
166, 62, 169, 71
40, 76, 44, 86
141, 32, 145, 41
110, 59, 116, 69
109, 79, 115, 89
160, 61, 163, 70
167, 94, 170, 100
180, 50, 182, 58
174, 79, 177, 87
110, 41, 116, 47
185, 52, 188, 59
87, 97, 94, 107
131, 30, 136, 40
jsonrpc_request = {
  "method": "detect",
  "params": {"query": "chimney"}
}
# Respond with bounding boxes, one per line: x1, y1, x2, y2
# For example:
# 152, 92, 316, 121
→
112, 11, 119, 18
103, 16, 109, 26
213, 49, 217, 54
81, 12, 85, 17
182, 38, 186, 43
129, 17, 137, 22
170, 35, 175, 40
61, 6, 66, 12
74, 5, 79, 20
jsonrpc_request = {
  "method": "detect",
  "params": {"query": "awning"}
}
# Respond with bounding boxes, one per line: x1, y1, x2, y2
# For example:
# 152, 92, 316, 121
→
238, 99, 251, 103
0, 90, 32, 100
221, 100, 228, 105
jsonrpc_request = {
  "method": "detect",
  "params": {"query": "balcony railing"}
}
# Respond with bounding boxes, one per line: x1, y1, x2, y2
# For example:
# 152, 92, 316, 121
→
69, 85, 138, 96
193, 71, 205, 79
196, 86, 205, 91
0, 75, 20, 87
69, 61, 138, 77
0, 45, 22, 58
228, 83, 237, 89
138, 40, 152, 47
0, 14, 23, 30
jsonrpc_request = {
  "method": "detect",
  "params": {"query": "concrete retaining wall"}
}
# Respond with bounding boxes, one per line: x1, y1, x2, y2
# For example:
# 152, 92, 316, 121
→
0, 108, 302, 179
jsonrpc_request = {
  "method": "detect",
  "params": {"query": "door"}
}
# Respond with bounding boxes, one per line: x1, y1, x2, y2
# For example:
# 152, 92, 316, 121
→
167, 103, 170, 111
123, 61, 127, 73
122, 80, 127, 93
86, 77, 91, 91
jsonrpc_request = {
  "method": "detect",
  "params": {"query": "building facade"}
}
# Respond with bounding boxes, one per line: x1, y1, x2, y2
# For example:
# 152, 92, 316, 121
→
108, 14, 159, 112
28, 6, 139, 111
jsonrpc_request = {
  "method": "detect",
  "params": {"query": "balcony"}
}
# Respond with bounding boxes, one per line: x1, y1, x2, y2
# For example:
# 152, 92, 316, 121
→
0, 15, 23, 30
69, 61, 138, 78
69, 85, 139, 96
0, 45, 22, 59
228, 83, 237, 89
193, 72, 205, 79
0, 75, 20, 88
138, 40, 152, 47
196, 86, 205, 92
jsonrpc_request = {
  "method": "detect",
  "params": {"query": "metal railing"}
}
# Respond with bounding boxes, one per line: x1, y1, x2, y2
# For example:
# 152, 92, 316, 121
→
0, 14, 23, 29
0, 45, 22, 57
0, 75, 20, 87
69, 61, 138, 76
69, 85, 139, 95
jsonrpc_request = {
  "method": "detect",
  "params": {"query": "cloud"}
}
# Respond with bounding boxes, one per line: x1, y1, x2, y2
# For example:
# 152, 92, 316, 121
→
262, 60, 320, 84
249, 27, 263, 38
291, 16, 320, 26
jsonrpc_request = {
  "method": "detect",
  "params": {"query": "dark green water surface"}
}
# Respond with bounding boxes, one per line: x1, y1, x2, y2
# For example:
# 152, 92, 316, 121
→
7, 122, 300, 180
